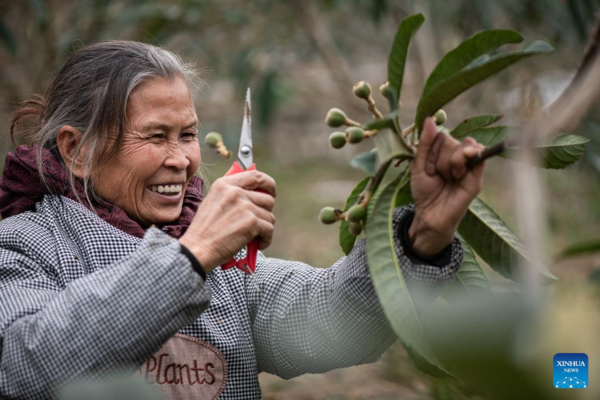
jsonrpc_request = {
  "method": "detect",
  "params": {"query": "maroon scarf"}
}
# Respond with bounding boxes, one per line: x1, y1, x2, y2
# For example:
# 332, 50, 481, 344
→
0, 145, 203, 239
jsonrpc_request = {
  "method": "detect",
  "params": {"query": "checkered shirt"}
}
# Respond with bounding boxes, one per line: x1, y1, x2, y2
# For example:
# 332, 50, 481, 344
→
0, 195, 462, 399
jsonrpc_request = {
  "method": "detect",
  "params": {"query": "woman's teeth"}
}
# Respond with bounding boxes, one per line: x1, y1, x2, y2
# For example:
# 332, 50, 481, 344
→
149, 184, 183, 195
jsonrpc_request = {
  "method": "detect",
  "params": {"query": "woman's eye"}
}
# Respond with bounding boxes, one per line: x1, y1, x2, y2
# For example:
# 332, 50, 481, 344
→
182, 131, 198, 140
150, 133, 165, 140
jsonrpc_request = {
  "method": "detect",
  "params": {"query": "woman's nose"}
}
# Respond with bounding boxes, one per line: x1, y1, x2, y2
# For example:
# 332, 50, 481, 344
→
164, 144, 190, 170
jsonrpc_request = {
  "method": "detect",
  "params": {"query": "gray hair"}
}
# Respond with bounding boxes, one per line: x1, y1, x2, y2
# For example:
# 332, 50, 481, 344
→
11, 40, 204, 205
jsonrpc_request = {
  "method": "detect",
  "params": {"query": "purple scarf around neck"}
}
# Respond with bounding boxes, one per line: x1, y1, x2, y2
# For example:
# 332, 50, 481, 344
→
0, 145, 203, 239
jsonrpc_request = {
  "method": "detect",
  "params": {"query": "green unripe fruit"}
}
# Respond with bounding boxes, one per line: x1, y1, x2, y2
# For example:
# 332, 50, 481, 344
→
205, 132, 222, 147
379, 81, 391, 96
353, 81, 372, 100
348, 222, 362, 236
325, 108, 347, 127
347, 205, 365, 222
319, 207, 338, 225
434, 109, 447, 125
329, 132, 347, 149
345, 127, 365, 144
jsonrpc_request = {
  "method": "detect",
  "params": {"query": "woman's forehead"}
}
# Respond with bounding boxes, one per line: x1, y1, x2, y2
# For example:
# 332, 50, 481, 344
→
127, 77, 197, 128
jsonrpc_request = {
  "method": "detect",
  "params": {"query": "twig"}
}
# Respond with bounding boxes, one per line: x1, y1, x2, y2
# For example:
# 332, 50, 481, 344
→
467, 8, 600, 167
366, 97, 384, 119
466, 142, 506, 168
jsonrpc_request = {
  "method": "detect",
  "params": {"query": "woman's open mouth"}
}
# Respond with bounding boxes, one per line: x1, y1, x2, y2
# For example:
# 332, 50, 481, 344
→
148, 184, 183, 196
147, 183, 184, 204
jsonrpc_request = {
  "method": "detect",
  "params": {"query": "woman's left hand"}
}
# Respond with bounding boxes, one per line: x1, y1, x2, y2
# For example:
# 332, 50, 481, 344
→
408, 117, 487, 257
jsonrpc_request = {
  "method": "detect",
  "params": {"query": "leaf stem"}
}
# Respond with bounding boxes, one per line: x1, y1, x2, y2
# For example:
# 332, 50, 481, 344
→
345, 117, 361, 127
358, 159, 393, 206
367, 96, 384, 119
402, 123, 415, 139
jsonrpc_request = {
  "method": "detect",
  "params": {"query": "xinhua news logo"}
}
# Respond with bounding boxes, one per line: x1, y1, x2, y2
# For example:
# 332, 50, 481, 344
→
554, 353, 588, 389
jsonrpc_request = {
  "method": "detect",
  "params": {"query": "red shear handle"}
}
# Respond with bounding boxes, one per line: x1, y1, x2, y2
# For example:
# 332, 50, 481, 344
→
221, 161, 264, 274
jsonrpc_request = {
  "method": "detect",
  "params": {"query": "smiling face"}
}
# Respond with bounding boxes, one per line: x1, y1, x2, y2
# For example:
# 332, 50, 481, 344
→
92, 76, 200, 227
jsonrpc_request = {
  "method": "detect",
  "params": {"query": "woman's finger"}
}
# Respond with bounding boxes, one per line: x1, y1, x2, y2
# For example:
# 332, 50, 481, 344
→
425, 132, 445, 176
227, 170, 277, 198
246, 190, 275, 212
255, 219, 275, 250
449, 139, 478, 180
249, 204, 276, 226
433, 132, 462, 181
412, 117, 438, 173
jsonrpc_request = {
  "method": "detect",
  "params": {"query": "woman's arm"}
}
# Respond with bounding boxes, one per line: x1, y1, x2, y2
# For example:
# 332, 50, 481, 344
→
247, 204, 462, 379
0, 224, 210, 400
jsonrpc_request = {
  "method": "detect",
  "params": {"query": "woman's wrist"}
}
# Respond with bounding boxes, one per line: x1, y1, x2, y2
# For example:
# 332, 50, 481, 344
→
179, 236, 217, 274
407, 215, 454, 258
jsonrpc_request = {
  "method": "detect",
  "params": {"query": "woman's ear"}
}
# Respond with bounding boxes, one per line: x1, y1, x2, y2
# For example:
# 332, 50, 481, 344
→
56, 126, 87, 178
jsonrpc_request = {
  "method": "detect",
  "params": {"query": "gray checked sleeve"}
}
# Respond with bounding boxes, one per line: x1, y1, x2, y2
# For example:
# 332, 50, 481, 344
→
0, 228, 211, 400
248, 204, 463, 379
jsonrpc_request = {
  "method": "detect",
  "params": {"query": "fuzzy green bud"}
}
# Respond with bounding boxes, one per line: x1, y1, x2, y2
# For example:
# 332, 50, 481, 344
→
347, 205, 366, 223
205, 132, 222, 147
325, 108, 347, 127
353, 81, 372, 100
319, 207, 338, 225
348, 222, 363, 236
345, 127, 365, 144
329, 132, 347, 149
379, 81, 391, 96
434, 109, 447, 125
379, 81, 395, 103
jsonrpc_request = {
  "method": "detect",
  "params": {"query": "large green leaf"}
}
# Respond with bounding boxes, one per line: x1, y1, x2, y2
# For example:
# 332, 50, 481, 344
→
362, 111, 397, 131
373, 128, 413, 162
366, 173, 449, 376
415, 41, 554, 132
387, 13, 425, 105
461, 126, 514, 147
422, 30, 523, 99
458, 197, 557, 282
503, 133, 589, 169
450, 114, 503, 139
350, 151, 378, 176
339, 177, 370, 255
441, 234, 492, 305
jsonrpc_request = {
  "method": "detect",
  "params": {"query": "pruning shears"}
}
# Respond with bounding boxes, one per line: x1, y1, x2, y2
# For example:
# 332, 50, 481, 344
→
221, 88, 261, 276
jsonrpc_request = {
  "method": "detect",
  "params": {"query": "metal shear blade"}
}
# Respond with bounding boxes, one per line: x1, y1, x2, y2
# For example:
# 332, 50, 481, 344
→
237, 88, 253, 171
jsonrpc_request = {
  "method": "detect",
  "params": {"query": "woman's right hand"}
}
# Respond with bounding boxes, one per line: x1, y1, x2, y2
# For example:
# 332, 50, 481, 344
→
179, 170, 277, 274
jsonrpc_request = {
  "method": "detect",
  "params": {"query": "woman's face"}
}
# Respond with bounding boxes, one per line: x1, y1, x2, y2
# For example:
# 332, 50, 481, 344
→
93, 76, 200, 227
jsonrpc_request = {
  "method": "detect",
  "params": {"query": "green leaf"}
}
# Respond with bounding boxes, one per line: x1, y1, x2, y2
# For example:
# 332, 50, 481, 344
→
462, 126, 515, 147
441, 234, 492, 305
394, 170, 413, 208
458, 197, 558, 282
450, 114, 503, 139
504, 133, 590, 169
416, 41, 554, 132
373, 128, 413, 162
366, 173, 449, 376
362, 111, 397, 131
339, 177, 370, 255
387, 13, 425, 104
556, 238, 600, 260
350, 151, 378, 176
422, 30, 523, 99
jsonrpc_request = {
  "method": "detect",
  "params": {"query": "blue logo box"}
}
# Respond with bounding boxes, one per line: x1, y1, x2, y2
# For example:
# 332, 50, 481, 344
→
554, 353, 588, 389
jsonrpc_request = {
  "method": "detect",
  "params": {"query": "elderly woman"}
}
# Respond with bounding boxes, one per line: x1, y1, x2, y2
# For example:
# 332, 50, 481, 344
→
0, 41, 485, 399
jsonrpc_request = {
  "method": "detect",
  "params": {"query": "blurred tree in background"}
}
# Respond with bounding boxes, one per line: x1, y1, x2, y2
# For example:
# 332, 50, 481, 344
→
1, 1, 600, 398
